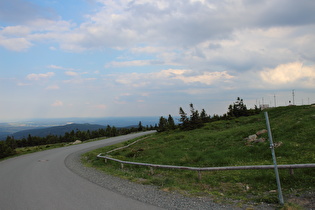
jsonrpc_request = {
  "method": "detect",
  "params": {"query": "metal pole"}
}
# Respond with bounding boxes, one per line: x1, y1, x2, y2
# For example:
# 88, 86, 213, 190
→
264, 112, 284, 205
292, 90, 295, 105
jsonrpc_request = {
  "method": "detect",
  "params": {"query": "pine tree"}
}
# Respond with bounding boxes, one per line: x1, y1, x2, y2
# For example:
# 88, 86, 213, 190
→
138, 121, 143, 131
158, 116, 168, 132
167, 114, 176, 130
179, 107, 189, 130
6, 136, 17, 150
200, 108, 209, 123
227, 97, 248, 117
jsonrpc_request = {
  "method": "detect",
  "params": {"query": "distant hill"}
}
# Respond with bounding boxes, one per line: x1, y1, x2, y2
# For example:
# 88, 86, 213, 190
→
0, 116, 162, 140
0, 123, 43, 140
9, 123, 109, 140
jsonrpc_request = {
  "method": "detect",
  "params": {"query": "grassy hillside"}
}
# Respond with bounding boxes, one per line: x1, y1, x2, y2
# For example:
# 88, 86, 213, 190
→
83, 105, 315, 207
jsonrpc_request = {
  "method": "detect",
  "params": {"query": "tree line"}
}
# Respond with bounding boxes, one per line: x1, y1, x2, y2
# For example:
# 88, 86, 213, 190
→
158, 97, 261, 132
0, 123, 155, 159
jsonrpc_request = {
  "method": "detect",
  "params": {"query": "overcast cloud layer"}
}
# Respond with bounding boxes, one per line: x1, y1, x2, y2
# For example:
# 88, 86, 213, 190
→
1, 0, 315, 121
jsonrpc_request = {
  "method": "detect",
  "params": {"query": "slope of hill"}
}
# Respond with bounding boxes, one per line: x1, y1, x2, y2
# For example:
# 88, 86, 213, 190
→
10, 123, 108, 139
84, 105, 315, 207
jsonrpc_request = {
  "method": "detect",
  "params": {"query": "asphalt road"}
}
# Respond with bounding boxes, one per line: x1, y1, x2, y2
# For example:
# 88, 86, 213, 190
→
0, 131, 163, 210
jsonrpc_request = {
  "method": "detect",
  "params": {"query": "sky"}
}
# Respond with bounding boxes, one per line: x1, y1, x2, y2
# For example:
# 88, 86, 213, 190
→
1, 0, 315, 122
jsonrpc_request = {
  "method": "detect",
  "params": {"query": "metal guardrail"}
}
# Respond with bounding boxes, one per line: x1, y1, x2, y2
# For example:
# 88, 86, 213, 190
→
97, 154, 315, 172
97, 153, 315, 181
96, 136, 315, 180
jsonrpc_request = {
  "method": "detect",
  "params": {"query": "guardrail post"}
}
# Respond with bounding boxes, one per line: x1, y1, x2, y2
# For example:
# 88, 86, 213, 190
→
289, 168, 294, 175
121, 163, 124, 169
198, 170, 202, 180
150, 167, 154, 175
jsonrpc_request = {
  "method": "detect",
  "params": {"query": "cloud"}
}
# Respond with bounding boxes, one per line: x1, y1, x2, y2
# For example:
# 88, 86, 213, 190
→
51, 100, 63, 107
105, 60, 153, 68
1, 25, 31, 36
0, 36, 32, 51
176, 71, 234, 85
0, 17, 73, 51
113, 68, 234, 88
260, 62, 315, 87
0, 0, 57, 24
1, 0, 314, 76
92, 104, 107, 109
254, 0, 315, 27
63, 77, 96, 84
131, 46, 167, 54
114, 92, 148, 105
17, 82, 31, 86
48, 65, 82, 77
46, 85, 60, 90
26, 72, 55, 80
48, 0, 312, 77
57, 0, 225, 51
47, 65, 75, 71
65, 71, 79, 76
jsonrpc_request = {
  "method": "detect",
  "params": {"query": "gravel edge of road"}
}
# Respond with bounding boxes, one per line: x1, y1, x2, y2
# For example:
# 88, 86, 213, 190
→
64, 144, 275, 210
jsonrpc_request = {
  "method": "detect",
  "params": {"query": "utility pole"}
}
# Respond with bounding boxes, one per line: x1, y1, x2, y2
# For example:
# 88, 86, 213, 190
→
274, 94, 276, 107
292, 90, 295, 105
262, 97, 264, 105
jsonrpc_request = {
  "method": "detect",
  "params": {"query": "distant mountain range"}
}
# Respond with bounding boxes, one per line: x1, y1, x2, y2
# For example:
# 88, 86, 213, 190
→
0, 124, 36, 139
0, 116, 163, 140
9, 123, 112, 140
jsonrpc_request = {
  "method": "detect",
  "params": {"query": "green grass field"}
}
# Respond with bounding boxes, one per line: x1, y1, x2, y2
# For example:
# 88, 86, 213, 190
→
82, 105, 315, 207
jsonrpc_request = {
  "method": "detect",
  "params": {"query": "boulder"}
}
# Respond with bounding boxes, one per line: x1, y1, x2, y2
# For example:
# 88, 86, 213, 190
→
274, 141, 283, 148
244, 134, 257, 144
256, 129, 267, 136
72, 140, 82, 144
254, 138, 266, 143
248, 134, 257, 141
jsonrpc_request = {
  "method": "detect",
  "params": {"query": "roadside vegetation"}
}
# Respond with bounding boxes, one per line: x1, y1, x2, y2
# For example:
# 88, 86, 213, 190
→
82, 103, 315, 208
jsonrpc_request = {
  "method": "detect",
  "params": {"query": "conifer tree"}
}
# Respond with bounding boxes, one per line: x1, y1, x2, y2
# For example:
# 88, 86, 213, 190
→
200, 108, 209, 123
179, 107, 189, 130
138, 121, 143, 131
167, 114, 176, 130
227, 97, 247, 117
157, 116, 167, 132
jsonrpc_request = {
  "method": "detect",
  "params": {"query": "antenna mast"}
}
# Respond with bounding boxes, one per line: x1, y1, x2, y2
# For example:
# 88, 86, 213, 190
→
292, 90, 295, 105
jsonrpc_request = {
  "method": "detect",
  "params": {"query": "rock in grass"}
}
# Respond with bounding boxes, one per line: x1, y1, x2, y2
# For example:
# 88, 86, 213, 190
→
256, 129, 267, 136
72, 140, 82, 144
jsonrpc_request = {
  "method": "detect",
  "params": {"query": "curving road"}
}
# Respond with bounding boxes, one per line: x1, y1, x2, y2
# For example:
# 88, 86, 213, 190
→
0, 131, 164, 210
